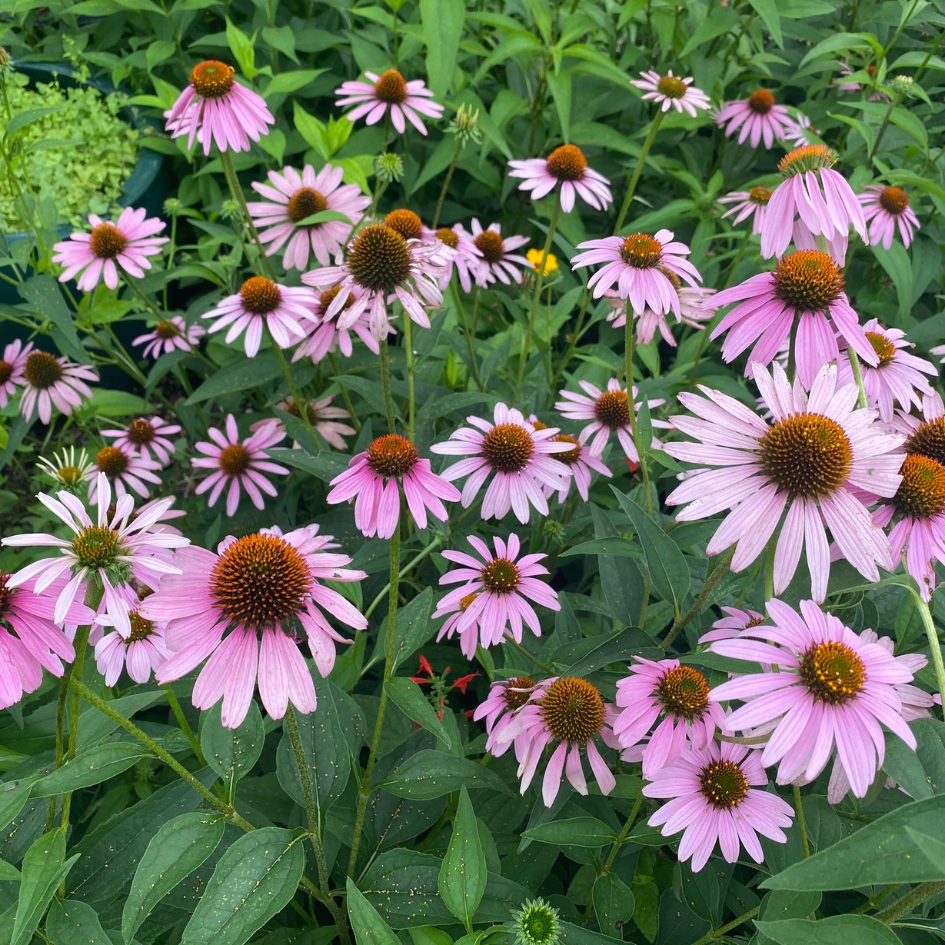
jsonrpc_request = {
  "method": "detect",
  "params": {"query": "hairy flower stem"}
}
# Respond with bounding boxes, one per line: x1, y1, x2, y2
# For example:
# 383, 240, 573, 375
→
690, 906, 761, 945
615, 110, 665, 232
451, 281, 484, 391
793, 785, 811, 858
910, 589, 945, 709
663, 548, 736, 648
432, 139, 463, 230
624, 311, 653, 514
347, 517, 401, 878
847, 347, 869, 409
764, 532, 777, 603
517, 194, 561, 385
364, 536, 441, 620
601, 793, 644, 873
219, 149, 276, 280
163, 685, 206, 765
404, 313, 416, 442
379, 338, 397, 432
875, 880, 945, 924
267, 326, 321, 445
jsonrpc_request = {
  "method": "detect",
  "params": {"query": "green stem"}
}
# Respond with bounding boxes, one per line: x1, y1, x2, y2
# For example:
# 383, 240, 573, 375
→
866, 95, 900, 167
517, 194, 562, 385
328, 353, 361, 433
163, 210, 178, 312
451, 281, 484, 391
379, 338, 397, 432
219, 149, 275, 279
269, 329, 320, 444
793, 785, 810, 858
432, 140, 463, 230
663, 548, 735, 649
347, 518, 401, 878
847, 347, 869, 409
875, 880, 945, 924
163, 685, 206, 765
549, 287, 591, 395
404, 313, 415, 443
764, 532, 776, 603
505, 638, 554, 675
624, 311, 653, 515
364, 536, 441, 620
47, 672, 71, 832
614, 110, 665, 232
601, 794, 644, 873
690, 906, 761, 945
910, 589, 945, 709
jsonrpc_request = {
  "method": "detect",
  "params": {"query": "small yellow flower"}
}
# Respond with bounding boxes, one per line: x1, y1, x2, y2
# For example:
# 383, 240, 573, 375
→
526, 248, 559, 276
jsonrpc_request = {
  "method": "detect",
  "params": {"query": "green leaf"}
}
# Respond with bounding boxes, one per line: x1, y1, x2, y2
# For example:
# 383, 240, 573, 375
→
199, 701, 264, 787
799, 31, 878, 67
884, 718, 945, 800
180, 828, 305, 945
16, 274, 87, 363
46, 899, 111, 944
31, 742, 153, 796
293, 101, 330, 160
185, 353, 282, 404
225, 17, 257, 78
420, 0, 465, 98
293, 209, 353, 226
872, 242, 913, 320
762, 794, 945, 890
680, 7, 739, 56
378, 750, 512, 799
386, 678, 452, 749
546, 70, 571, 142
560, 538, 642, 558
0, 779, 35, 832
611, 490, 689, 608
348, 878, 402, 945
12, 831, 77, 945
523, 817, 615, 847
593, 873, 635, 940
755, 916, 901, 945
0, 859, 19, 881
438, 788, 487, 928
746, 0, 783, 47
122, 812, 225, 944
373, 587, 436, 672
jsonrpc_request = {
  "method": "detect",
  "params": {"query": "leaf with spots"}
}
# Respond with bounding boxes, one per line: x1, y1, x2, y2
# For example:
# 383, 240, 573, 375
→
31, 742, 153, 797
46, 899, 111, 945
179, 827, 305, 945
438, 788, 487, 930
347, 878, 402, 945
200, 702, 264, 791
377, 750, 512, 800
121, 812, 225, 944
12, 830, 79, 945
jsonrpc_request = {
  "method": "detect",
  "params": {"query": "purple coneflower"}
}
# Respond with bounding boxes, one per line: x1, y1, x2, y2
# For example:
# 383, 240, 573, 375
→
334, 69, 443, 135
508, 145, 613, 212
19, 350, 97, 425
0, 340, 28, 408
102, 416, 182, 466
631, 70, 711, 116
133, 317, 206, 359
467, 219, 531, 288
718, 186, 773, 236
716, 89, 795, 149
858, 186, 920, 250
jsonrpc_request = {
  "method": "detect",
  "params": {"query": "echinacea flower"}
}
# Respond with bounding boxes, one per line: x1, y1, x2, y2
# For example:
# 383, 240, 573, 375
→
614, 658, 726, 780
203, 277, 318, 358
94, 596, 170, 686
631, 70, 711, 116
467, 219, 531, 288
495, 676, 618, 806
706, 249, 878, 388
433, 534, 559, 658
555, 379, 668, 463
133, 317, 206, 359
644, 740, 794, 872
148, 526, 368, 727
473, 676, 538, 757
508, 145, 613, 212
302, 224, 443, 340
192, 416, 289, 516
760, 145, 868, 261
428, 224, 483, 292
718, 187, 773, 236
90, 445, 163, 501
52, 208, 168, 291
572, 230, 702, 316
605, 282, 716, 347
0, 339, 28, 408
698, 606, 766, 645
0, 571, 91, 709
19, 350, 97, 425
838, 319, 934, 422
709, 598, 918, 797
664, 363, 903, 602
164, 60, 275, 155
545, 434, 612, 503
248, 163, 371, 270
334, 69, 443, 135
276, 395, 355, 451
715, 89, 796, 149
430, 404, 572, 523
291, 283, 383, 362
858, 186, 920, 250
102, 416, 182, 466
326, 434, 460, 539
37, 446, 95, 491
2, 472, 187, 626
835, 61, 888, 101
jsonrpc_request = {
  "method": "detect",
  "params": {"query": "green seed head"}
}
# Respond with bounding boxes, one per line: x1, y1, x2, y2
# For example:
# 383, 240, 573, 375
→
510, 899, 561, 945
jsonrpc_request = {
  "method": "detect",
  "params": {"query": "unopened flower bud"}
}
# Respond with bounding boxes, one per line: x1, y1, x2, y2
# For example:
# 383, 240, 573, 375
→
448, 103, 482, 145
375, 152, 405, 183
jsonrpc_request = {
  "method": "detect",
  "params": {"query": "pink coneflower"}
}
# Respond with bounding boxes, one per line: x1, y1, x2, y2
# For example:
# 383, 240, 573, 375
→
2, 472, 186, 625
102, 416, 182, 466
709, 598, 918, 797
148, 527, 367, 726
527, 416, 612, 503
89, 445, 163, 501
718, 186, 773, 236
699, 606, 766, 645
706, 249, 878, 388
838, 320, 934, 422
473, 676, 538, 758
326, 434, 460, 539
302, 224, 442, 340
605, 284, 716, 347
494, 676, 618, 806
631, 70, 711, 116
836, 61, 888, 101
427, 224, 482, 292
644, 740, 793, 872
785, 111, 819, 148
760, 145, 868, 261
203, 277, 317, 358
94, 595, 170, 686
192, 416, 288, 516
164, 60, 275, 155
19, 350, 97, 425
0, 340, 28, 408
133, 317, 206, 359
430, 404, 571, 523
292, 283, 384, 362
433, 534, 559, 658
614, 658, 726, 780
467, 219, 531, 288
555, 379, 668, 463
247, 163, 371, 270
276, 395, 355, 451
859, 186, 920, 250
664, 363, 903, 602
571, 230, 702, 316
335, 69, 443, 135
52, 208, 168, 291
508, 145, 613, 212
715, 89, 795, 149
